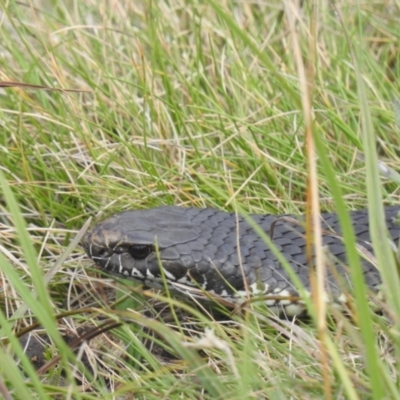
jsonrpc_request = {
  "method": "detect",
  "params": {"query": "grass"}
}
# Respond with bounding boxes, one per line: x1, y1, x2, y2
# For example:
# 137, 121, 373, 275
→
1, 0, 400, 398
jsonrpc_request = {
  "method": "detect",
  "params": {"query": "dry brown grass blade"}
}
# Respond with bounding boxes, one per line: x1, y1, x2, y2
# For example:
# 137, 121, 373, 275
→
0, 81, 91, 93
35, 320, 122, 375
284, 1, 331, 398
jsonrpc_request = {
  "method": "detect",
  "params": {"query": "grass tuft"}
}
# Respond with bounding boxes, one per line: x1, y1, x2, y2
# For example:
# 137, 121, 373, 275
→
1, 1, 400, 398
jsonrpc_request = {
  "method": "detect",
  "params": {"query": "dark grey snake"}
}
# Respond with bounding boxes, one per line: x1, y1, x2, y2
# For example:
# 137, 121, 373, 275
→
82, 206, 400, 316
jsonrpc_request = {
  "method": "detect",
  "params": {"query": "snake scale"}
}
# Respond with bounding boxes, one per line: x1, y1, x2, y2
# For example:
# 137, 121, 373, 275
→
82, 205, 400, 316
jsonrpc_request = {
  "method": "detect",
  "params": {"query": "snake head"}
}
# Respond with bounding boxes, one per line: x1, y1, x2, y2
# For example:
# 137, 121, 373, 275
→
81, 205, 275, 300
81, 206, 203, 284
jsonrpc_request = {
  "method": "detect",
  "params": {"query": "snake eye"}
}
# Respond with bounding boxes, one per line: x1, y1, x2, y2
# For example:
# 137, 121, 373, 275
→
128, 245, 152, 260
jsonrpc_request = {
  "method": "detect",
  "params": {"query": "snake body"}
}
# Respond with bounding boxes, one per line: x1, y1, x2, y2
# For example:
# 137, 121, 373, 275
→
82, 206, 400, 315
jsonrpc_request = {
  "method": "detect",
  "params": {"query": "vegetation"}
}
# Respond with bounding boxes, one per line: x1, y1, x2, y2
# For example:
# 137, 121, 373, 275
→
1, 1, 400, 399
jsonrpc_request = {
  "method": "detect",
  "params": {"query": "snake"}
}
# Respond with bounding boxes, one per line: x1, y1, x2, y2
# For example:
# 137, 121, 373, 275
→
82, 205, 400, 316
